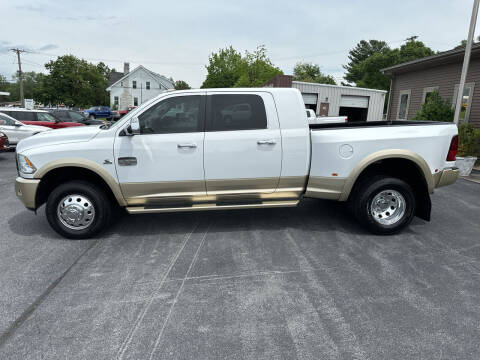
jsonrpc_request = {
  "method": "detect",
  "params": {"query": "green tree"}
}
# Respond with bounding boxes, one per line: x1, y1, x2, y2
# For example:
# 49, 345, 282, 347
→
234, 45, 283, 87
7, 72, 46, 102
201, 46, 243, 88
457, 123, 480, 156
344, 40, 390, 84
201, 45, 282, 88
344, 40, 435, 91
413, 90, 454, 122
293, 62, 336, 85
38, 55, 110, 107
174, 80, 191, 90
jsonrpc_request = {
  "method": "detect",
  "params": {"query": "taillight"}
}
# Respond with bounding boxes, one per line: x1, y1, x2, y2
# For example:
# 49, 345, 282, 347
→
446, 135, 458, 161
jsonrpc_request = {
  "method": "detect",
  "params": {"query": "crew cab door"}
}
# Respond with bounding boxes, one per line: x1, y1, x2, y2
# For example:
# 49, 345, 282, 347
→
204, 92, 281, 195
114, 93, 206, 205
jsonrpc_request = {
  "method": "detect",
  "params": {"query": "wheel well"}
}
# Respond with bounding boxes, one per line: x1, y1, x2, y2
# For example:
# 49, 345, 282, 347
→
36, 167, 118, 208
349, 158, 431, 221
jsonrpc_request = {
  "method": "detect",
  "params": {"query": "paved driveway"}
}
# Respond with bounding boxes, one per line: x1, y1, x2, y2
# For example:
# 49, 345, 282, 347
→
1, 151, 480, 359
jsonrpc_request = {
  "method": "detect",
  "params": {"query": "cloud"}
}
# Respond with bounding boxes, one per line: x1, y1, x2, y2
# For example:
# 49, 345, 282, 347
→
37, 44, 58, 51
15, 3, 48, 13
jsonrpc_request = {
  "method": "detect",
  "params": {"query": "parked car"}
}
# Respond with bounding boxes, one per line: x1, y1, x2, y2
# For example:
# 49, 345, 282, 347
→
0, 131, 8, 152
83, 106, 112, 120
110, 110, 120, 120
14, 88, 459, 239
118, 106, 136, 117
0, 112, 50, 145
48, 108, 105, 125
0, 108, 84, 129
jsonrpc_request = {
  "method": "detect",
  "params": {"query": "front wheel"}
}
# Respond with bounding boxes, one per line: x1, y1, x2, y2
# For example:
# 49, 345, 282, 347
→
352, 176, 416, 235
46, 181, 112, 239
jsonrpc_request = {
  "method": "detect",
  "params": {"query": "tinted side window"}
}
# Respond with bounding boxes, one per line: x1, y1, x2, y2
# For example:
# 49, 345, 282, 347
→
16, 112, 36, 121
1, 111, 15, 119
208, 94, 267, 131
0, 114, 15, 125
69, 111, 85, 121
138, 95, 204, 134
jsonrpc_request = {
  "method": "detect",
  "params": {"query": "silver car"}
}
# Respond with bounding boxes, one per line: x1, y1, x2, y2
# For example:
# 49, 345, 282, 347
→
0, 112, 50, 145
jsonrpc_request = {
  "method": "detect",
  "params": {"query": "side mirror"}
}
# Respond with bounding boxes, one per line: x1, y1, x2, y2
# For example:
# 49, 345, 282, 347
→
124, 117, 140, 136
14, 122, 22, 127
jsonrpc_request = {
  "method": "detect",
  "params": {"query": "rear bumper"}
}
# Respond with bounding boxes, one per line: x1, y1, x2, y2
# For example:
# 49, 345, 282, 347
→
434, 168, 459, 189
15, 177, 40, 210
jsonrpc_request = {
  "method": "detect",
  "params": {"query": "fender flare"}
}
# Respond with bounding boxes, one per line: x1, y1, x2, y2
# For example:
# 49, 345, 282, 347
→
339, 149, 434, 201
34, 158, 126, 206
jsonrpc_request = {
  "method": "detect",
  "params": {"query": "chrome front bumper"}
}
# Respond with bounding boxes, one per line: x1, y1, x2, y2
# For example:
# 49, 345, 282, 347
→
15, 177, 40, 210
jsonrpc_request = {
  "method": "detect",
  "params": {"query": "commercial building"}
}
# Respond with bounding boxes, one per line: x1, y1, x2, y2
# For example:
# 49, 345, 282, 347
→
382, 44, 480, 129
264, 75, 387, 122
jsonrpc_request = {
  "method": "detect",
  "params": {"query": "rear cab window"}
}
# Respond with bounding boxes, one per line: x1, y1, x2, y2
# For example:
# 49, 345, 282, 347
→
207, 94, 267, 131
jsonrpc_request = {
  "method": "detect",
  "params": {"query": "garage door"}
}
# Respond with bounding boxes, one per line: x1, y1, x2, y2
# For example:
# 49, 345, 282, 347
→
302, 93, 318, 105
340, 95, 369, 108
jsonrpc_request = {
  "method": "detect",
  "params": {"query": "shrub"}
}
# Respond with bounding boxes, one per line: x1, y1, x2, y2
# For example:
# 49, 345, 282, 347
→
413, 90, 454, 122
458, 123, 480, 157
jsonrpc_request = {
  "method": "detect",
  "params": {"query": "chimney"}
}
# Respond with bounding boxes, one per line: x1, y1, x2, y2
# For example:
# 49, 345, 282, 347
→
123, 62, 130, 74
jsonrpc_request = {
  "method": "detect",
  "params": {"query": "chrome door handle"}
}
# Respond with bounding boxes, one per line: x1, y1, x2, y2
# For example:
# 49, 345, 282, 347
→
257, 139, 276, 145
177, 143, 197, 149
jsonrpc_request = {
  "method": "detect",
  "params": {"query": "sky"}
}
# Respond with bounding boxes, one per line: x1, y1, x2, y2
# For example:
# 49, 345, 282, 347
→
1, 0, 480, 88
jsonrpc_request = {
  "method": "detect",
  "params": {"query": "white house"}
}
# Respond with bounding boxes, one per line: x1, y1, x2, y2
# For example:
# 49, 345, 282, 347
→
106, 63, 174, 110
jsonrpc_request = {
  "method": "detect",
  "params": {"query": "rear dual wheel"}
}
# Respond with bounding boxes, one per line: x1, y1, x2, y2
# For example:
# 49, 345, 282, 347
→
352, 176, 416, 235
46, 181, 112, 239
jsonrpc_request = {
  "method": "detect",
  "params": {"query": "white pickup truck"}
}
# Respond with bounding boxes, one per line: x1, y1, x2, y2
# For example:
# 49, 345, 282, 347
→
15, 88, 459, 239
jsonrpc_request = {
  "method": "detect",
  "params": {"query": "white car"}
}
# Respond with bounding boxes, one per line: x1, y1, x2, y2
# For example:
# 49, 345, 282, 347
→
0, 112, 50, 145
14, 88, 459, 239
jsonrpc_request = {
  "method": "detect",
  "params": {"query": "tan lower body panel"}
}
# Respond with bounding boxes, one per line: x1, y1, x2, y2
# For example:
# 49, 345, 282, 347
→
126, 200, 299, 214
433, 168, 459, 188
304, 176, 346, 200
120, 176, 307, 206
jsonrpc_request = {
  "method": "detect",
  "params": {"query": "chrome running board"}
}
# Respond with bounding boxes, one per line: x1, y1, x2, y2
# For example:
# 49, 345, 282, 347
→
125, 200, 299, 214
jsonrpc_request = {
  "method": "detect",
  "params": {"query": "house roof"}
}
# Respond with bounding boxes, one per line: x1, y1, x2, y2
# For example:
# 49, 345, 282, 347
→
108, 71, 124, 86
381, 44, 480, 75
106, 65, 174, 90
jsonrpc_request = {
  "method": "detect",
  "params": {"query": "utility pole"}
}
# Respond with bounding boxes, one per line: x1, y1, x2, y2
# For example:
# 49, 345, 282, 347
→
454, 0, 480, 125
10, 48, 25, 108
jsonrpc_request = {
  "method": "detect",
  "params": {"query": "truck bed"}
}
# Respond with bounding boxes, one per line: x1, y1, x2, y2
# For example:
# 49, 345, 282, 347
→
309, 120, 447, 130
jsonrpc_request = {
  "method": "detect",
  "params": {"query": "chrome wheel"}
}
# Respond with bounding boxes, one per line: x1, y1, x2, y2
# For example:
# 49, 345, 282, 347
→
370, 189, 406, 226
57, 194, 95, 230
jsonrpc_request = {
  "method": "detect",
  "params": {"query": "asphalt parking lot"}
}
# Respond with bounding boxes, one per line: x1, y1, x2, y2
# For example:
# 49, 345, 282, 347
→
1, 150, 480, 359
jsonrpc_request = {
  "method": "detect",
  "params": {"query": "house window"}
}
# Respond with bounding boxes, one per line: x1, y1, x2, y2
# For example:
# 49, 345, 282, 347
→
146, 82, 150, 90
132, 81, 137, 89
422, 86, 439, 104
397, 90, 411, 120
134, 97, 138, 106
114, 96, 119, 106
453, 82, 475, 122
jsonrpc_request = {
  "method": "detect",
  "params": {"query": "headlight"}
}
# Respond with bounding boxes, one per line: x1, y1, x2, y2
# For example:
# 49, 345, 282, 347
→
17, 154, 37, 174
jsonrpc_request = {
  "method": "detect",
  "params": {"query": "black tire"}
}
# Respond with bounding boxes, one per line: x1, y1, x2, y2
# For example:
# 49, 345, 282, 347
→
352, 176, 416, 235
46, 180, 112, 239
